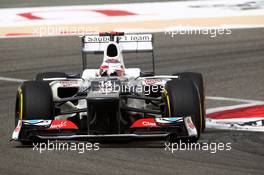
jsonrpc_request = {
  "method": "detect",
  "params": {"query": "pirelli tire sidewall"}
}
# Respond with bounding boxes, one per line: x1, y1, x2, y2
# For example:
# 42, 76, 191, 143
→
17, 81, 55, 121
173, 72, 205, 132
164, 79, 202, 138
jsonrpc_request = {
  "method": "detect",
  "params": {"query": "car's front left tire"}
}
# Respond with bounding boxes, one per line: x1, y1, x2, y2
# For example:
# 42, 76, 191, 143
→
163, 79, 202, 142
173, 72, 206, 132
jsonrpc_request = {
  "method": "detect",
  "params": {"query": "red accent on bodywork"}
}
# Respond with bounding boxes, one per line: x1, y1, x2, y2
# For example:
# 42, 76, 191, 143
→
15, 122, 22, 132
100, 65, 109, 70
99, 31, 125, 36
48, 120, 78, 130
186, 117, 195, 129
207, 105, 264, 119
130, 118, 159, 128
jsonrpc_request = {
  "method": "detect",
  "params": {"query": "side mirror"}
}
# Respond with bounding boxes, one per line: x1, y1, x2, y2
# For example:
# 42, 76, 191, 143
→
140, 71, 155, 77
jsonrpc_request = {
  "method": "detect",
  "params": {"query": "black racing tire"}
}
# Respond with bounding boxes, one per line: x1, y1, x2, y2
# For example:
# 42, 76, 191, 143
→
35, 72, 68, 81
173, 72, 206, 132
163, 79, 202, 142
15, 81, 54, 121
15, 81, 54, 145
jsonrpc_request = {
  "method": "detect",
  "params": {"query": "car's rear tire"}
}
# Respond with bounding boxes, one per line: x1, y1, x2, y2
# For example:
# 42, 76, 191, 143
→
173, 72, 206, 132
163, 79, 202, 142
35, 72, 68, 81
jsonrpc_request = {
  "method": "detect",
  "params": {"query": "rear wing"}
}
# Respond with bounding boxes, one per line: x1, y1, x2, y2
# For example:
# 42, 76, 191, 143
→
81, 33, 155, 73
82, 34, 153, 53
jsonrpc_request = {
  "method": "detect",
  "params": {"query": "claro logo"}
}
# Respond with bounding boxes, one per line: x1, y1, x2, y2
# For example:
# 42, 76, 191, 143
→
130, 118, 159, 128
142, 121, 157, 127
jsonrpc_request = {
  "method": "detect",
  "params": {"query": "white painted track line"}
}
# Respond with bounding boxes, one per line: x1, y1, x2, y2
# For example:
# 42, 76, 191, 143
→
206, 96, 264, 104
0, 76, 26, 82
206, 103, 264, 114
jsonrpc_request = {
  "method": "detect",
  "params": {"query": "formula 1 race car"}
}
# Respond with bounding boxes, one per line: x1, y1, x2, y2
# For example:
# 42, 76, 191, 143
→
12, 32, 205, 145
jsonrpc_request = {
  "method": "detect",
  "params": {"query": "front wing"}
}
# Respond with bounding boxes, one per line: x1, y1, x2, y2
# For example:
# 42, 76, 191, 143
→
12, 116, 198, 142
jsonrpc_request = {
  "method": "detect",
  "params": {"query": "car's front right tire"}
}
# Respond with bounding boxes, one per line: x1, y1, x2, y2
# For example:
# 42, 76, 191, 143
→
15, 81, 54, 145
